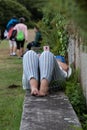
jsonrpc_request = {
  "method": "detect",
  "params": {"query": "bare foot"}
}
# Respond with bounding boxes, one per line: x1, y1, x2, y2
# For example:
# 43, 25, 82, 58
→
39, 79, 49, 96
30, 78, 39, 96
31, 86, 39, 96
38, 91, 48, 97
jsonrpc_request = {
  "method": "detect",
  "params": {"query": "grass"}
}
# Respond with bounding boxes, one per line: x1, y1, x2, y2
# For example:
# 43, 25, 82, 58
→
0, 40, 25, 130
0, 39, 85, 130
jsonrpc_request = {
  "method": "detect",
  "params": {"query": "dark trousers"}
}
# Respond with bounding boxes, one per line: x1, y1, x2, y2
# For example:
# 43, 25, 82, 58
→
27, 41, 40, 50
16, 39, 25, 49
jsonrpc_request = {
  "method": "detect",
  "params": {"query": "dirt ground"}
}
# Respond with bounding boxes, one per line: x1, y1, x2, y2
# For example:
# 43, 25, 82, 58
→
28, 29, 35, 43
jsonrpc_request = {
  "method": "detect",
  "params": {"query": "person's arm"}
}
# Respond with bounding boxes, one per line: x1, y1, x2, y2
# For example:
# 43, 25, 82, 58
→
57, 60, 69, 72
24, 26, 28, 42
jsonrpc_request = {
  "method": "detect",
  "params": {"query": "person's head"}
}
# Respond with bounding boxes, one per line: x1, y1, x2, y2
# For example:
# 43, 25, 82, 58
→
12, 16, 17, 19
19, 17, 25, 23
34, 25, 39, 32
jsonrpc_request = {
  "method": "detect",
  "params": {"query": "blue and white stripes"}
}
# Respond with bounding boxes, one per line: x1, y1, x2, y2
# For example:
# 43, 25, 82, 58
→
22, 50, 65, 90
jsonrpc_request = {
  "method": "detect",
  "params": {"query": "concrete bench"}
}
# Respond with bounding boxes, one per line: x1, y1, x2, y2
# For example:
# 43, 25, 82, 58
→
20, 91, 82, 130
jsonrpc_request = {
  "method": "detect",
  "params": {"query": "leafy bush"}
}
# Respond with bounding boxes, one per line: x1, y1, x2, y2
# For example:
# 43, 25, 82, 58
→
65, 69, 87, 130
51, 14, 69, 56
82, 114, 87, 129
39, 9, 69, 56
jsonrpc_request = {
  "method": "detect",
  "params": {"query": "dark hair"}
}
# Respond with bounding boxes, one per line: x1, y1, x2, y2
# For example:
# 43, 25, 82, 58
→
34, 25, 39, 31
12, 16, 17, 19
19, 17, 25, 23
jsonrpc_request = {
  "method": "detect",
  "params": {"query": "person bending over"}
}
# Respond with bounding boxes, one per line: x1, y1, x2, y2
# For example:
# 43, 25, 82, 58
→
27, 26, 42, 50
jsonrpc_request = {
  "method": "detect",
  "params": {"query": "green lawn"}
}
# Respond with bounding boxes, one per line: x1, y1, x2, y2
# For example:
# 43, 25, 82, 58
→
0, 40, 25, 130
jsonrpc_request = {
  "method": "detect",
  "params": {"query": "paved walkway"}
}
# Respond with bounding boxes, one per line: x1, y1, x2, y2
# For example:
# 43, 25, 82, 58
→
28, 29, 35, 42
20, 91, 82, 130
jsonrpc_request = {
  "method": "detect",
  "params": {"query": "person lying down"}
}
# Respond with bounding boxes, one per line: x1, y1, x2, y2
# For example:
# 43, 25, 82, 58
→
22, 50, 72, 96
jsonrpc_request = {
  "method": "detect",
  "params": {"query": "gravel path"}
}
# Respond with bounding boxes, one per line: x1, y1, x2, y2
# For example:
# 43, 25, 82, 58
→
28, 29, 35, 43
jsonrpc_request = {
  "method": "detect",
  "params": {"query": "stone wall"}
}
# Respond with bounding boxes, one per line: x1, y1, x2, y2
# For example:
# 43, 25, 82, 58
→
68, 37, 87, 104
80, 46, 87, 104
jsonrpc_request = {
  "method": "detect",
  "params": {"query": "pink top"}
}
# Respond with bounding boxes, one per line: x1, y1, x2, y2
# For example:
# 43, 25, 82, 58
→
14, 23, 28, 41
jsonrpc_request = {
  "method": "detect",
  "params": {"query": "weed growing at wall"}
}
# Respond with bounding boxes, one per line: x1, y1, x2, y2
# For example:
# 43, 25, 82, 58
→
38, 10, 69, 57
65, 69, 87, 130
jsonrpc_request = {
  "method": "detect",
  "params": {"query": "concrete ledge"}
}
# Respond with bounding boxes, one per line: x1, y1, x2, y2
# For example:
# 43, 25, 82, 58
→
20, 91, 82, 130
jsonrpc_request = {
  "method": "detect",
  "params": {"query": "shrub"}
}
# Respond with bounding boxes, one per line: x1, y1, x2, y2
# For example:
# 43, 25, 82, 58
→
39, 10, 69, 56
65, 69, 87, 130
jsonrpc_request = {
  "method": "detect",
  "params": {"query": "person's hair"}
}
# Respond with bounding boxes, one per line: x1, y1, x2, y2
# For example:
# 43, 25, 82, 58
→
19, 17, 25, 23
34, 25, 39, 31
12, 16, 16, 19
